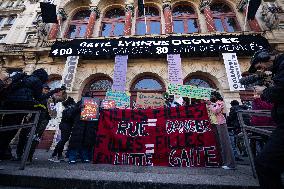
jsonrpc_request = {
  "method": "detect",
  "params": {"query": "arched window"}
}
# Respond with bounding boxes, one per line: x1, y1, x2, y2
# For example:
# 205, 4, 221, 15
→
136, 6, 161, 35
101, 8, 125, 37
173, 4, 199, 33
130, 75, 166, 106
66, 10, 91, 38
82, 77, 113, 99
184, 75, 216, 89
210, 3, 240, 32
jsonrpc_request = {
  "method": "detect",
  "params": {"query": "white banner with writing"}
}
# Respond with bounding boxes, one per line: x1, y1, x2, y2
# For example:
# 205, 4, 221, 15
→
61, 56, 79, 92
112, 55, 128, 92
222, 53, 245, 91
167, 54, 183, 84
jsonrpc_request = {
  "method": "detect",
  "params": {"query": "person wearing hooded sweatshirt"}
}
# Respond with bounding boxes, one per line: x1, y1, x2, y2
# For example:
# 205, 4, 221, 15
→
0, 68, 49, 160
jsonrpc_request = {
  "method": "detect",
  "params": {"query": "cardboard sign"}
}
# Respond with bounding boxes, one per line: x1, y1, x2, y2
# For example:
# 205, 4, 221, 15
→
94, 104, 221, 167
223, 53, 245, 91
80, 97, 100, 121
106, 91, 130, 109
167, 54, 182, 84
136, 92, 165, 109
168, 84, 212, 100
101, 100, 116, 109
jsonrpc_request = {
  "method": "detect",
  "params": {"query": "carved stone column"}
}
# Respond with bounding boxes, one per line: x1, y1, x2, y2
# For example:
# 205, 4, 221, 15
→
124, 4, 134, 35
86, 6, 100, 38
199, 0, 215, 32
48, 8, 66, 40
23, 52, 37, 74
163, 1, 173, 34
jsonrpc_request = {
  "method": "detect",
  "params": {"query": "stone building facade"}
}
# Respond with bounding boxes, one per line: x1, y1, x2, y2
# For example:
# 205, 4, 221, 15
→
0, 0, 284, 112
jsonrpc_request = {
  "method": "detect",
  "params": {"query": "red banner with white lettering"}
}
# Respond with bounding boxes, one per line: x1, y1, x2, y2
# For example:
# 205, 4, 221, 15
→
94, 103, 221, 167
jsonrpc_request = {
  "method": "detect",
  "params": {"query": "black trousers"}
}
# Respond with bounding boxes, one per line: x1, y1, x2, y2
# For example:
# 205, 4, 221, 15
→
255, 123, 284, 189
52, 128, 71, 157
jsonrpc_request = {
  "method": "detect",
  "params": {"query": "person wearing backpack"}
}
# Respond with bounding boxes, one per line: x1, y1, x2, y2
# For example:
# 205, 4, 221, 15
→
0, 68, 48, 160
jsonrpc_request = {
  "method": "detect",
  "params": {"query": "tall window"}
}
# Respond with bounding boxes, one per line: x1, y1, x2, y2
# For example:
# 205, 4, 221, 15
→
173, 4, 199, 33
184, 75, 215, 89
210, 3, 240, 32
130, 75, 165, 106
101, 8, 125, 37
5, 15, 16, 25
136, 6, 161, 35
66, 10, 91, 39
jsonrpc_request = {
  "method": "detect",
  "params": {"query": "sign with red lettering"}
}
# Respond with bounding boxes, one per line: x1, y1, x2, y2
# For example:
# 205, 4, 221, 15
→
94, 103, 221, 167
81, 97, 100, 121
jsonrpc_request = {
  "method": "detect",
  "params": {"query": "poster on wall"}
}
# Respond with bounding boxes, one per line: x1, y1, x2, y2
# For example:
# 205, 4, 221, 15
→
136, 92, 165, 109
167, 54, 183, 84
222, 53, 245, 91
94, 103, 221, 167
80, 97, 101, 121
168, 84, 212, 100
106, 91, 130, 109
112, 55, 128, 91
61, 56, 79, 92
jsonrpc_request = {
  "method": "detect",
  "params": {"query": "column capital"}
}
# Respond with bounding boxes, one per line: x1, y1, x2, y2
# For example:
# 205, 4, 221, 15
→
58, 8, 67, 20
90, 6, 100, 19
125, 4, 134, 17
236, 0, 247, 12
162, 2, 172, 11
199, 0, 212, 13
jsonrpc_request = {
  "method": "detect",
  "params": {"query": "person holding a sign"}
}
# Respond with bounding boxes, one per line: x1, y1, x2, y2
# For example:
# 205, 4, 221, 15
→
207, 91, 235, 170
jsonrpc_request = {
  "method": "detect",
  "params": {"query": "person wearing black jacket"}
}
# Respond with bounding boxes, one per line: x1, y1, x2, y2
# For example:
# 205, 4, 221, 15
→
0, 68, 48, 160
15, 84, 65, 161
248, 49, 284, 189
227, 100, 248, 161
48, 97, 76, 162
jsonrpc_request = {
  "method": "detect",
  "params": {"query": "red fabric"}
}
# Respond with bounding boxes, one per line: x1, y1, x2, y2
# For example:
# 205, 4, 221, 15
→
94, 103, 221, 167
251, 98, 275, 126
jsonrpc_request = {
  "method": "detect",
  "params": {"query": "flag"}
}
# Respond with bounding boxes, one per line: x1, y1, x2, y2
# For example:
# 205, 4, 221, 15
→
138, 0, 144, 17
40, 2, 58, 23
247, 0, 261, 20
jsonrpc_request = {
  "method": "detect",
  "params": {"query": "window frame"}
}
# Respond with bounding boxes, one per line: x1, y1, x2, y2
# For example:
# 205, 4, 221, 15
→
172, 4, 199, 34
5, 15, 16, 26
100, 8, 126, 37
135, 6, 161, 35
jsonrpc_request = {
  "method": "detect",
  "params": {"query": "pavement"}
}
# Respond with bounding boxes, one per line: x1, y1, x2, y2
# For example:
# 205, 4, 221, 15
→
0, 150, 260, 189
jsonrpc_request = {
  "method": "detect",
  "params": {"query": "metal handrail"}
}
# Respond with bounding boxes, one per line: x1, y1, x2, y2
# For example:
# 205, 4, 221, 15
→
237, 110, 275, 178
0, 110, 40, 170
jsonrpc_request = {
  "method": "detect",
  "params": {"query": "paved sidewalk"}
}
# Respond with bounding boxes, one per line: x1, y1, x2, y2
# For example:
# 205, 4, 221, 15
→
0, 150, 259, 189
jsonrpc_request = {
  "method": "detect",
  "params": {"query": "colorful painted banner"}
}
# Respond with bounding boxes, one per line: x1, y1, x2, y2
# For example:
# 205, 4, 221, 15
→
136, 92, 165, 109
80, 97, 100, 121
222, 53, 245, 91
168, 84, 212, 100
106, 91, 130, 109
94, 103, 221, 167
101, 100, 116, 109
61, 56, 79, 92
167, 54, 182, 84
112, 55, 128, 91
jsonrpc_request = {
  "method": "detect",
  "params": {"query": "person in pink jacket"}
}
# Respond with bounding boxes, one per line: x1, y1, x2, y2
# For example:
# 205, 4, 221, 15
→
207, 91, 236, 169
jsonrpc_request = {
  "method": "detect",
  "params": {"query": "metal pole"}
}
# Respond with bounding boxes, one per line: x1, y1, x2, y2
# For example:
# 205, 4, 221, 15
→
20, 111, 40, 170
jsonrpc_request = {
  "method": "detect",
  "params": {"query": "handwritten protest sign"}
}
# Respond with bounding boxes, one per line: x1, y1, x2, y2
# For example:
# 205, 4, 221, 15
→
94, 104, 221, 167
168, 84, 212, 100
136, 92, 165, 109
101, 100, 116, 109
80, 97, 100, 121
106, 91, 130, 109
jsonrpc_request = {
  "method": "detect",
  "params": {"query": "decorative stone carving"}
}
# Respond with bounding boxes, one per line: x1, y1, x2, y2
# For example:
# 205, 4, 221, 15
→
162, 3, 172, 11
35, 17, 50, 47
261, 3, 282, 30
236, 0, 246, 12
199, 0, 212, 13
90, 6, 100, 19
58, 8, 67, 21
125, 4, 134, 17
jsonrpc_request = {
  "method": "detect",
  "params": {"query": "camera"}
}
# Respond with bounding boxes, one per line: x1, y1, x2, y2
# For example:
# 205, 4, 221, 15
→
240, 72, 272, 88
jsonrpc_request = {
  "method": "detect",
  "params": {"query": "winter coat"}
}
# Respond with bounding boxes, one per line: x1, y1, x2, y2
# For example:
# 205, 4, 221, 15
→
68, 102, 98, 149
227, 105, 248, 130
59, 105, 76, 132
260, 54, 284, 123
251, 98, 275, 126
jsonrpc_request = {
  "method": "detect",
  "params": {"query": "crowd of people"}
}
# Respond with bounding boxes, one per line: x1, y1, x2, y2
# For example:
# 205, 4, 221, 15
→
0, 48, 283, 189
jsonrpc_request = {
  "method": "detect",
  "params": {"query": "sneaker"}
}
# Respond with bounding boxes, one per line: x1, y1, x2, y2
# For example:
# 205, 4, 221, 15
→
235, 157, 244, 161
69, 160, 76, 164
83, 159, 90, 163
48, 157, 60, 163
222, 166, 235, 170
